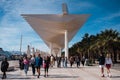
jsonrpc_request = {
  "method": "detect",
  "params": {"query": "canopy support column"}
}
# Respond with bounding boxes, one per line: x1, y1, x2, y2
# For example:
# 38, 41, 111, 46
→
65, 30, 68, 58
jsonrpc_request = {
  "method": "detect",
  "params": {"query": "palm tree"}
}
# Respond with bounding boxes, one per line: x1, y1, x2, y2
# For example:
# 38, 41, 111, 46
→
81, 33, 90, 58
68, 29, 120, 63
97, 29, 119, 62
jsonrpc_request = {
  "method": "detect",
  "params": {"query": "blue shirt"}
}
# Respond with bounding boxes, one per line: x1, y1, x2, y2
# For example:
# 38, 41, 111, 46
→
35, 57, 43, 67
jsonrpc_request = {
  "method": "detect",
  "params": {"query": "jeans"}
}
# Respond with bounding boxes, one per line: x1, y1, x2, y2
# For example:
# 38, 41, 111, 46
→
31, 64, 35, 75
64, 62, 67, 68
24, 64, 29, 75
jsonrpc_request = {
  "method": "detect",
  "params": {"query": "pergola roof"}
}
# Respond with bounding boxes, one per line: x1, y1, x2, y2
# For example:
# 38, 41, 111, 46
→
22, 14, 89, 49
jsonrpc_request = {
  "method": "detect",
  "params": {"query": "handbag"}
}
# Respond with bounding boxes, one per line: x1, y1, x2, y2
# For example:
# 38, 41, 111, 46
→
43, 63, 46, 68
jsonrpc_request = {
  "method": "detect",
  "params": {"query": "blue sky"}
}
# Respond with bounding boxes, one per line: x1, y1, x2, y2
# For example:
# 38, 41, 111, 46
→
0, 0, 120, 52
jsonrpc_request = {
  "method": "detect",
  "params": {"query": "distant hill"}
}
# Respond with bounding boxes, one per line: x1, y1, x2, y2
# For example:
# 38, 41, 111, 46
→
0, 48, 12, 60
10, 51, 22, 55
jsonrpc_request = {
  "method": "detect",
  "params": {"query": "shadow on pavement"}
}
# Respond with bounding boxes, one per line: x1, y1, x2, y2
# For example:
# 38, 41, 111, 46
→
7, 77, 31, 79
0, 74, 32, 79
111, 76, 120, 78
46, 74, 79, 78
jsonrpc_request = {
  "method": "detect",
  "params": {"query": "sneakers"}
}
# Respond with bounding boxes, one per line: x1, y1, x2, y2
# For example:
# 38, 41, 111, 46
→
44, 74, 49, 77
101, 74, 112, 78
37, 75, 39, 78
109, 74, 112, 78
44, 75, 46, 77
101, 75, 105, 77
107, 74, 112, 78
2, 77, 4, 79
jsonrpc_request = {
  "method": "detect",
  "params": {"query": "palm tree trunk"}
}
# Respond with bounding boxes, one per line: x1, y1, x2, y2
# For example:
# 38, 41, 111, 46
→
88, 49, 90, 59
113, 47, 117, 63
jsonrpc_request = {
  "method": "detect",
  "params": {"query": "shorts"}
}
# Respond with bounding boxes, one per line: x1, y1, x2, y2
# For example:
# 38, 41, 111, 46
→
106, 64, 111, 69
35, 66, 40, 69
99, 65, 104, 68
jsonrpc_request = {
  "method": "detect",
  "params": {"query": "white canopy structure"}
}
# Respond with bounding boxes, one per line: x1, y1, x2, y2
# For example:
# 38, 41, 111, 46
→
22, 3, 89, 58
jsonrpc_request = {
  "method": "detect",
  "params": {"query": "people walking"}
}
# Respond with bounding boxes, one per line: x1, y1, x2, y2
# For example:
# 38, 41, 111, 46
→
61, 56, 65, 67
75, 55, 80, 68
43, 56, 50, 77
64, 57, 67, 68
30, 54, 36, 75
19, 57, 24, 70
98, 53, 105, 77
1, 58, 9, 79
69, 56, 74, 67
35, 53, 43, 78
57, 57, 61, 68
81, 56, 85, 66
23, 56, 29, 76
50, 55, 54, 67
105, 54, 113, 77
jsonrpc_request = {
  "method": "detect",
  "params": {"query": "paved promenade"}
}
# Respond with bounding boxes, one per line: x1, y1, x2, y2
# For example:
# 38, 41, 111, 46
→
0, 61, 120, 80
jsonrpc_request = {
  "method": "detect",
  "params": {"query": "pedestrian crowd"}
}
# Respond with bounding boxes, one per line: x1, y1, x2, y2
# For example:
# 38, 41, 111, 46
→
0, 52, 113, 79
19, 53, 51, 78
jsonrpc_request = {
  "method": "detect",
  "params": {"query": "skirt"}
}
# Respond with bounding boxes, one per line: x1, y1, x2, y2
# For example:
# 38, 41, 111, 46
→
106, 64, 111, 69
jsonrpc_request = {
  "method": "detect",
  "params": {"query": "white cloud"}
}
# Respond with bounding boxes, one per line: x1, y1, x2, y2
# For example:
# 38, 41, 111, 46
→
0, 0, 61, 52
1, 0, 119, 52
73, 1, 99, 13
78, 2, 96, 8
12, 0, 62, 14
88, 11, 120, 27
100, 12, 120, 20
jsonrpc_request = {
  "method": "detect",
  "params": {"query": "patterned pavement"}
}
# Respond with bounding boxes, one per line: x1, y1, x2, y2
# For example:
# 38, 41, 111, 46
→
0, 61, 120, 80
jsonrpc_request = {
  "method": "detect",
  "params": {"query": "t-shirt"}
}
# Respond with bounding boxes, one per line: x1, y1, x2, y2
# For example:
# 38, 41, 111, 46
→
105, 58, 112, 64
30, 57, 35, 65
23, 59, 29, 64
99, 56, 105, 65
35, 57, 43, 67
